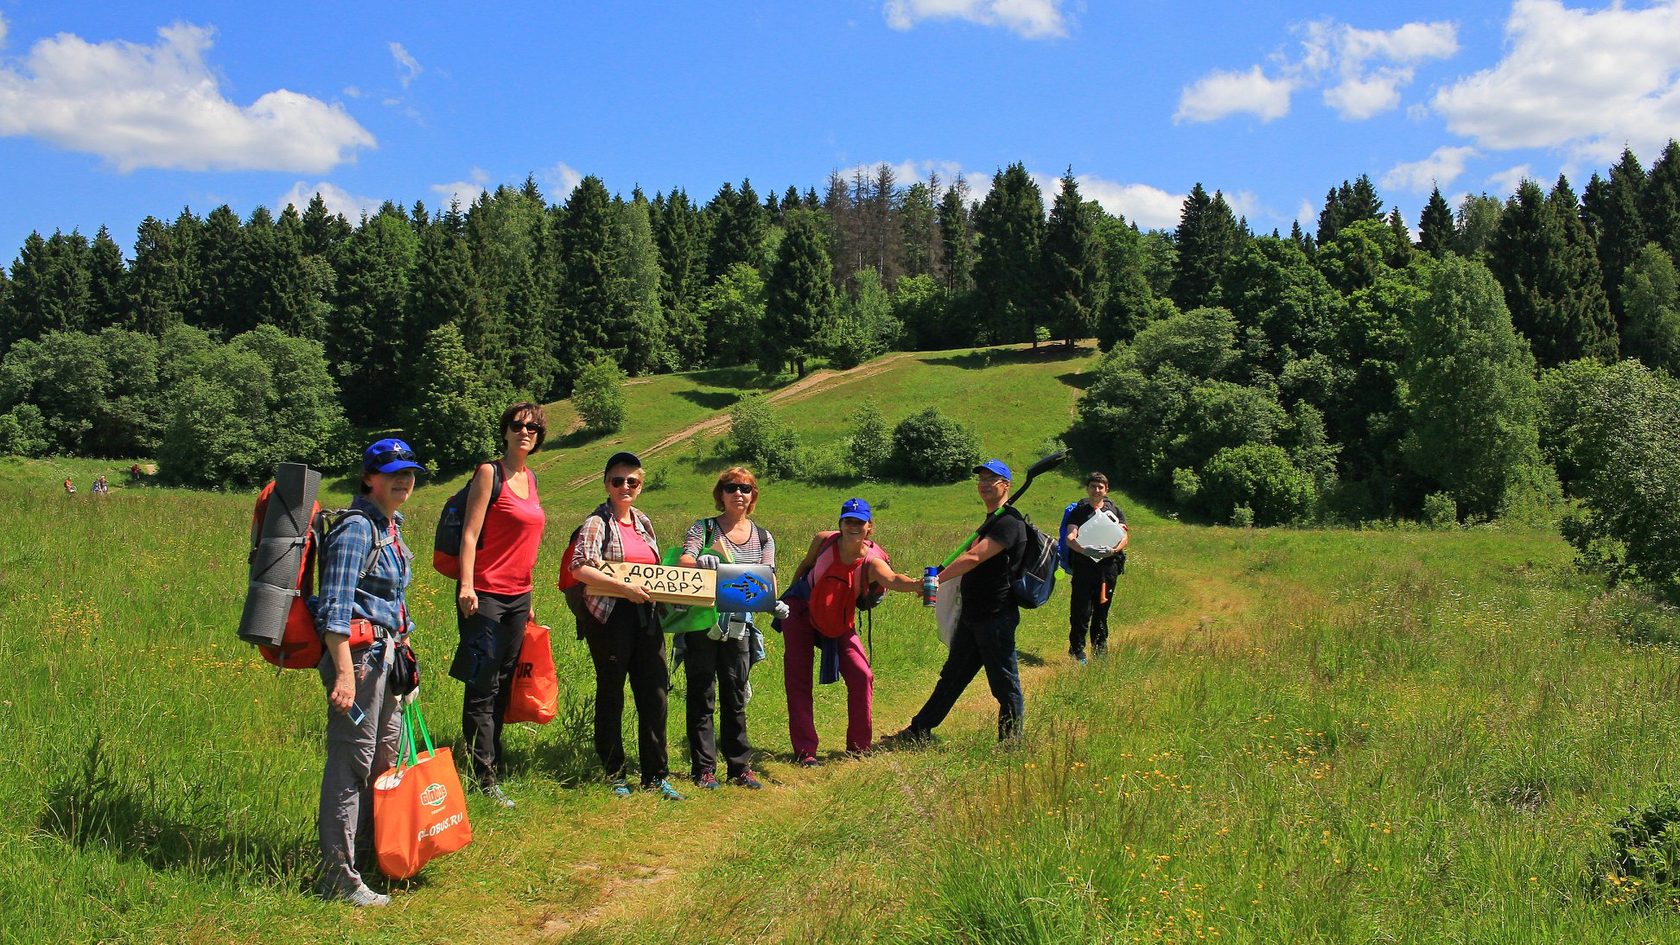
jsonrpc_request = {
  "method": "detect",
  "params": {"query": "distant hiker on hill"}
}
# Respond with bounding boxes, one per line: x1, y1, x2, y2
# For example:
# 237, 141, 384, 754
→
675, 466, 787, 790
889, 460, 1030, 746
568, 451, 684, 801
780, 498, 922, 765
452, 402, 547, 810
315, 438, 424, 908
92, 475, 109, 496
1064, 471, 1128, 664
62, 478, 75, 495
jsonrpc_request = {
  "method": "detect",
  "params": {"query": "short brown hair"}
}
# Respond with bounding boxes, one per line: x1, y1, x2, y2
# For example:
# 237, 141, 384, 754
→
1085, 471, 1109, 487
712, 466, 759, 515
500, 402, 547, 449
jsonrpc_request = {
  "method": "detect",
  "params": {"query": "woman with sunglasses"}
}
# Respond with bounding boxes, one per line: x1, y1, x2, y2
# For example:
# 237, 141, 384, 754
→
453, 402, 548, 809
568, 451, 683, 800
314, 438, 424, 908
675, 467, 788, 790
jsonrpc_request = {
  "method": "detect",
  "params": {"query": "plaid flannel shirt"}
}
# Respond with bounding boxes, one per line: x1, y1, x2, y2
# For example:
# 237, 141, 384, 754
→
569, 503, 659, 624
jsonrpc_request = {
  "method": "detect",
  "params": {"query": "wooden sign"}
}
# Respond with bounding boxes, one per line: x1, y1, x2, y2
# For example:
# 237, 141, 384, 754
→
595, 561, 717, 606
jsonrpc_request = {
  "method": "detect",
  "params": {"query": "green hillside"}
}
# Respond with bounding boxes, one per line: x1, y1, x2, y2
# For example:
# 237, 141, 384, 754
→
2, 343, 1678, 944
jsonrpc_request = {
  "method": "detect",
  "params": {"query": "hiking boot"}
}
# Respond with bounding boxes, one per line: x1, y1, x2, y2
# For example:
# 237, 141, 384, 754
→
610, 779, 632, 798
1070, 649, 1088, 665
693, 771, 720, 790
796, 754, 820, 768
342, 884, 391, 908
654, 778, 686, 801
481, 784, 515, 809
729, 769, 764, 790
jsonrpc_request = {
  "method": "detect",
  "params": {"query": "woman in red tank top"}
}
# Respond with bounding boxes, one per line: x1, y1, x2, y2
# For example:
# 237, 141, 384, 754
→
454, 401, 548, 808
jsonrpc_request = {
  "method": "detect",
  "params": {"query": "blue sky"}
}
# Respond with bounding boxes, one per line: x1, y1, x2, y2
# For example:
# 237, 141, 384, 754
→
4, 1, 1680, 261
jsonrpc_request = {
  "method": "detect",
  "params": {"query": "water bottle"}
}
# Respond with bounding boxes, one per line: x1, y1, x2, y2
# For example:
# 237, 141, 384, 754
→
922, 567, 938, 607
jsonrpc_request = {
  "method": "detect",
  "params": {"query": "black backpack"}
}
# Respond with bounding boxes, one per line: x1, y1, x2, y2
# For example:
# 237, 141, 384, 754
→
432, 462, 504, 579
1007, 508, 1058, 609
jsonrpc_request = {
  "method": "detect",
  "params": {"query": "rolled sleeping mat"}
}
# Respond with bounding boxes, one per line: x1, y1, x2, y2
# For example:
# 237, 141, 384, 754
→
714, 564, 779, 613
250, 535, 307, 585
238, 580, 300, 647
261, 463, 321, 541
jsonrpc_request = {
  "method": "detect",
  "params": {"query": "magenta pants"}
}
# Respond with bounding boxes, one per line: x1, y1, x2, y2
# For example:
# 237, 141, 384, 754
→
782, 601, 873, 756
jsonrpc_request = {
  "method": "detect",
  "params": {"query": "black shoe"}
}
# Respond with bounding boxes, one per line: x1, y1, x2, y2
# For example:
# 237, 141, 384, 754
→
882, 726, 933, 749
1070, 649, 1088, 665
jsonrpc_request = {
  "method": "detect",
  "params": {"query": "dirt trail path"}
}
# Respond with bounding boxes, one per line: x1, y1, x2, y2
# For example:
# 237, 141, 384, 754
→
523, 562, 1267, 942
560, 353, 915, 489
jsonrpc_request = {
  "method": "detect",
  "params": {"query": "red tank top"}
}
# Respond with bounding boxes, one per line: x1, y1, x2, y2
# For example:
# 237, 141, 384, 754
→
473, 468, 546, 595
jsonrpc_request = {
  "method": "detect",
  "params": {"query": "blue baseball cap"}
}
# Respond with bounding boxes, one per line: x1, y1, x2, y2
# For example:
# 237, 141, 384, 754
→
839, 497, 872, 522
363, 437, 424, 474
974, 459, 1012, 481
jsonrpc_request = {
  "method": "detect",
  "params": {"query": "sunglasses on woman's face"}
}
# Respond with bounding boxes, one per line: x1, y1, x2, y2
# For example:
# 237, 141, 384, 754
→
610, 476, 642, 489
508, 421, 542, 434
721, 482, 754, 494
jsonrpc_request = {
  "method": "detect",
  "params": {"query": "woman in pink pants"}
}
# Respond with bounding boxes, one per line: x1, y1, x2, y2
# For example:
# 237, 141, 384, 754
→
781, 498, 921, 766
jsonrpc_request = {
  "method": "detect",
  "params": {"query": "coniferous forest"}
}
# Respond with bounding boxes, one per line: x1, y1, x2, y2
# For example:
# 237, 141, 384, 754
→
4, 150, 1680, 599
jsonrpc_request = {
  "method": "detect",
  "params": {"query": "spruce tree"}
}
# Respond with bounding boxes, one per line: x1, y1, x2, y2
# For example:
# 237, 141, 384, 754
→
553, 175, 615, 391
1096, 216, 1155, 349
1043, 169, 1107, 346
411, 212, 494, 387
328, 205, 418, 426
400, 321, 502, 473
300, 192, 352, 256
1583, 149, 1648, 327
1, 231, 93, 349
194, 205, 243, 337
1642, 140, 1680, 262
126, 216, 190, 337
86, 226, 128, 331
937, 178, 975, 295
762, 209, 835, 377
972, 163, 1046, 343
1490, 178, 1616, 366
899, 179, 941, 280
609, 194, 667, 374
1418, 188, 1455, 258
1172, 183, 1241, 311
653, 188, 709, 369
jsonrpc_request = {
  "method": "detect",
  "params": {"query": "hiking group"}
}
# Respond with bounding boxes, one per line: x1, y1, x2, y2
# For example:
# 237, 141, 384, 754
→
292, 402, 1128, 907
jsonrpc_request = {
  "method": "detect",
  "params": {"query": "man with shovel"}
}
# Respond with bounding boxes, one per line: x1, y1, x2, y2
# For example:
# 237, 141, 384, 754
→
889, 459, 1030, 744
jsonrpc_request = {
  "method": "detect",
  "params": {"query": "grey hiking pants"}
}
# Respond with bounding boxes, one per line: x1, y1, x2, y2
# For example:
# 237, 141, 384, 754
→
317, 635, 401, 894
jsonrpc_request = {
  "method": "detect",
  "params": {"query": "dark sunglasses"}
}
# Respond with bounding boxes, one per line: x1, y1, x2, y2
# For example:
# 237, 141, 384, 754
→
720, 482, 755, 495
507, 421, 543, 434
609, 475, 642, 488
365, 447, 416, 470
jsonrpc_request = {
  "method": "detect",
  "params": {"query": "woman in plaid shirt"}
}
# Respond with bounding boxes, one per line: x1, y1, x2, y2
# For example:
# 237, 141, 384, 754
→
567, 451, 684, 801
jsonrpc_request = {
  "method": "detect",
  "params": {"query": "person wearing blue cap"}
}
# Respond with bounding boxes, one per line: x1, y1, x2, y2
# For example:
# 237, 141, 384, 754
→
780, 497, 922, 765
314, 438, 424, 907
890, 459, 1029, 744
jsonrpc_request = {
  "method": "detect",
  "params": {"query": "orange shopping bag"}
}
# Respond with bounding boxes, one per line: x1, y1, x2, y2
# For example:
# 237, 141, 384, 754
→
504, 617, 558, 724
373, 698, 472, 879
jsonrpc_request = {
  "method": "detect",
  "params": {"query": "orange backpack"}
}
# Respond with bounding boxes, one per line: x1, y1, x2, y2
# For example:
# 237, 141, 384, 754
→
246, 484, 377, 669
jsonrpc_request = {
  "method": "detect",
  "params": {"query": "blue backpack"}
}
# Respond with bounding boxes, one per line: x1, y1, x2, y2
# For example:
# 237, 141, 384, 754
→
1056, 500, 1081, 574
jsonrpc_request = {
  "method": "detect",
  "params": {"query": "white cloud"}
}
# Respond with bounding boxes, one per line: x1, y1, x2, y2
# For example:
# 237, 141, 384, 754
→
1432, 0, 1680, 165
389, 41, 421, 88
430, 168, 491, 206
1381, 145, 1479, 194
277, 181, 381, 221
1081, 180, 1184, 230
0, 22, 374, 173
1175, 65, 1296, 123
1488, 163, 1534, 196
540, 160, 584, 199
1181, 17, 1457, 124
1295, 199, 1317, 228
882, 0, 1068, 39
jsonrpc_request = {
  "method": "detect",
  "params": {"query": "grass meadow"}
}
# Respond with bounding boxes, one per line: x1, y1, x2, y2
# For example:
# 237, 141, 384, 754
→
3, 344, 1679, 944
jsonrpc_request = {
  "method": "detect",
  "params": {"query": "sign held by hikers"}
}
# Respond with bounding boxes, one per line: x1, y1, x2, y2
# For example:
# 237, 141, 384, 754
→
596, 561, 717, 606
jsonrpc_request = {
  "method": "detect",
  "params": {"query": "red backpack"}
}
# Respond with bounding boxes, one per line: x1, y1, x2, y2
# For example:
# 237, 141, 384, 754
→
246, 484, 378, 669
807, 536, 889, 639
